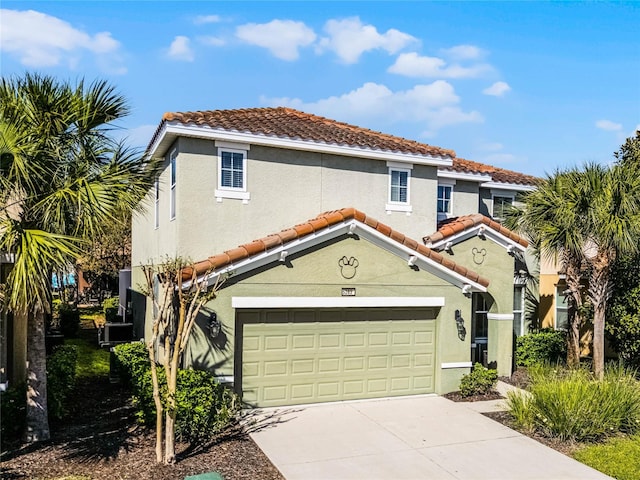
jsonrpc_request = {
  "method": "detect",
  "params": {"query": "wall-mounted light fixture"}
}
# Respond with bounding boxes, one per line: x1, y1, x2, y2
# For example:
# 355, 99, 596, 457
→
455, 309, 467, 341
208, 311, 221, 339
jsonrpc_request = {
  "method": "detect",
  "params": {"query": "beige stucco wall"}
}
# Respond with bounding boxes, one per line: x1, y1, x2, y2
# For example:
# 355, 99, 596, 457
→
132, 138, 442, 269
451, 180, 481, 218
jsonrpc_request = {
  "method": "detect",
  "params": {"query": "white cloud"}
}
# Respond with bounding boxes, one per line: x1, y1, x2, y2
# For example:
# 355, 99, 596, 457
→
318, 17, 417, 64
167, 36, 194, 61
0, 9, 125, 73
482, 81, 511, 97
198, 35, 225, 47
194, 14, 221, 25
595, 119, 623, 131
236, 20, 316, 61
262, 80, 482, 135
441, 44, 485, 60
388, 52, 491, 79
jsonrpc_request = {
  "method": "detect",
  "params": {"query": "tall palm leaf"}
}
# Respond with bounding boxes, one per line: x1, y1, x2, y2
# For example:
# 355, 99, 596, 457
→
583, 162, 640, 378
505, 169, 588, 368
0, 73, 160, 442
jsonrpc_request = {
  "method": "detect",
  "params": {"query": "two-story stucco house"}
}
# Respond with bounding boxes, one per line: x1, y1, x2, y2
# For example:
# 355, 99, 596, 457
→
131, 107, 536, 407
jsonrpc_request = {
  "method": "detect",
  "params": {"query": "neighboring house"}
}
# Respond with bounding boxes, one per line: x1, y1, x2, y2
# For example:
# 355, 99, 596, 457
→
131, 107, 536, 407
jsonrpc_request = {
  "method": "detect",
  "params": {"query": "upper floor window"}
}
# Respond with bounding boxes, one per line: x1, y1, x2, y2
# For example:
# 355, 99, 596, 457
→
169, 150, 177, 220
437, 184, 453, 214
154, 179, 160, 229
386, 162, 412, 213
492, 195, 513, 222
215, 141, 250, 203
220, 151, 244, 189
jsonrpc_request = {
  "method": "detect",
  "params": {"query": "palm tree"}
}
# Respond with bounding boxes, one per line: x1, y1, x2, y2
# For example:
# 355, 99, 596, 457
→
0, 73, 159, 442
580, 162, 640, 378
508, 157, 640, 377
506, 170, 589, 369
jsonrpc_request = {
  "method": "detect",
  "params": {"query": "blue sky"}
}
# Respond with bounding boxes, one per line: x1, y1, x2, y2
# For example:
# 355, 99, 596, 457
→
1, 1, 638, 177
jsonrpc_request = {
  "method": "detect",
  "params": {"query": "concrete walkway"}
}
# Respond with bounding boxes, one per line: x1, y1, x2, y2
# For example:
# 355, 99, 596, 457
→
248, 394, 611, 480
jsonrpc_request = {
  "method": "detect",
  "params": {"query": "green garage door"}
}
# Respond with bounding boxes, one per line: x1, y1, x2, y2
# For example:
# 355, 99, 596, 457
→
240, 308, 436, 407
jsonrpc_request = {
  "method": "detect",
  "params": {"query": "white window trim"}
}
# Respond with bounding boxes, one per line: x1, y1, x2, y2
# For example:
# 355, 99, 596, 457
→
437, 182, 455, 215
491, 192, 515, 220
555, 285, 569, 330
153, 179, 159, 229
215, 146, 250, 203
232, 296, 445, 308
386, 165, 412, 213
513, 285, 525, 335
169, 149, 177, 221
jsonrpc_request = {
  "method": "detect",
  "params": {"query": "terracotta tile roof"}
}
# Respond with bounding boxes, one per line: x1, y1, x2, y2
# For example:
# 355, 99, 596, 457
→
447, 157, 539, 185
154, 107, 456, 159
184, 208, 490, 288
423, 213, 529, 248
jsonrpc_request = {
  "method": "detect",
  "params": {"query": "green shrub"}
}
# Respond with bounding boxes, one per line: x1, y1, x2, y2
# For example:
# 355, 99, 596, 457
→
113, 341, 149, 387
114, 342, 240, 442
0, 383, 26, 445
573, 434, 640, 480
57, 302, 81, 337
103, 296, 119, 322
459, 363, 498, 397
47, 344, 78, 420
516, 329, 566, 367
507, 364, 640, 441
172, 369, 241, 442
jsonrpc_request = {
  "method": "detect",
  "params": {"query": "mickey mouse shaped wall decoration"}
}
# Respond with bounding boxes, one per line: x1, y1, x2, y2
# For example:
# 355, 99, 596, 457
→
472, 247, 487, 265
338, 256, 359, 279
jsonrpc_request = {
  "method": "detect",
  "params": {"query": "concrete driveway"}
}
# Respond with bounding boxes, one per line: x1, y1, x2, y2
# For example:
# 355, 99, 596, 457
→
248, 395, 611, 480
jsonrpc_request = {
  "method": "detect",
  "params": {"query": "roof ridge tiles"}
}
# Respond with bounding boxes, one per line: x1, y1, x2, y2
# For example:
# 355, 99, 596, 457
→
423, 213, 529, 248
183, 207, 490, 288
155, 107, 456, 158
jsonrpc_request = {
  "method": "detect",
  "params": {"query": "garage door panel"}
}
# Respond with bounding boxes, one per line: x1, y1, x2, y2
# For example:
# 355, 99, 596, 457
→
241, 309, 436, 407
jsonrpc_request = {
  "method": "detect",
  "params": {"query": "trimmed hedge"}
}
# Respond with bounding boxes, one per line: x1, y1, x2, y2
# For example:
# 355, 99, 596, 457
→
47, 344, 78, 420
0, 383, 26, 444
57, 302, 81, 337
103, 296, 119, 323
113, 342, 240, 442
516, 329, 566, 367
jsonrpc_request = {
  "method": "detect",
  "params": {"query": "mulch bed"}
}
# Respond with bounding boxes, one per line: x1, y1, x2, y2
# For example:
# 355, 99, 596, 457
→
482, 410, 581, 456
442, 390, 504, 402
499, 367, 531, 389
1, 376, 284, 480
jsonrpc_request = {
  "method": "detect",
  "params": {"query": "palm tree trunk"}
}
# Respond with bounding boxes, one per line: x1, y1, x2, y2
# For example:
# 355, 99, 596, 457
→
564, 256, 584, 368
24, 310, 50, 442
590, 254, 612, 380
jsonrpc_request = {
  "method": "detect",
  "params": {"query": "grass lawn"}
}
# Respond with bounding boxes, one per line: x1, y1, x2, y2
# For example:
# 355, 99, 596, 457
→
66, 305, 110, 379
65, 338, 110, 378
573, 434, 640, 480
